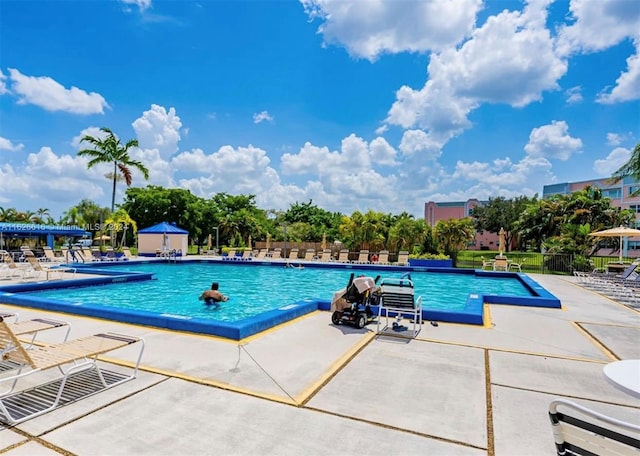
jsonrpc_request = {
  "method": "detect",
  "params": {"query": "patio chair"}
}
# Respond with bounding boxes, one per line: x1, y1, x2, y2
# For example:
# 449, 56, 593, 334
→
480, 256, 495, 271
271, 248, 282, 260
354, 250, 370, 264
240, 249, 253, 260
548, 399, 640, 456
303, 249, 316, 261
493, 257, 508, 271
0, 250, 37, 280
223, 249, 237, 261
256, 249, 268, 259
376, 250, 390, 265
2, 317, 70, 357
121, 247, 134, 260
337, 249, 350, 263
42, 246, 65, 263
288, 248, 299, 260
320, 249, 333, 262
0, 316, 145, 424
508, 257, 526, 272
376, 277, 423, 338
24, 251, 76, 280
395, 251, 409, 266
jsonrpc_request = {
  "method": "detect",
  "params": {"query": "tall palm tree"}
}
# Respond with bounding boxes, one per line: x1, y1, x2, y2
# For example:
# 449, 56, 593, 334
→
611, 142, 640, 195
77, 127, 150, 212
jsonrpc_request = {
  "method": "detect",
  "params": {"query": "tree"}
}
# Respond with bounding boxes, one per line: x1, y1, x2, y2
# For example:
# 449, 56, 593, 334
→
471, 196, 536, 253
78, 127, 149, 212
611, 142, 640, 195
433, 218, 475, 266
104, 209, 138, 248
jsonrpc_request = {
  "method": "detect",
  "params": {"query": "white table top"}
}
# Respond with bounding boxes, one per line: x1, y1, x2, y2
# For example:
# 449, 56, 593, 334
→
603, 359, 640, 399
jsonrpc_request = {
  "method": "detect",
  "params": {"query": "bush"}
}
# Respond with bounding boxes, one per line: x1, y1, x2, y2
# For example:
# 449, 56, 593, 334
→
408, 253, 450, 260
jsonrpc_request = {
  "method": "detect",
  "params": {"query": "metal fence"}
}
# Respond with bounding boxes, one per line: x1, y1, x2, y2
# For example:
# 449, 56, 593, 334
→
457, 252, 632, 275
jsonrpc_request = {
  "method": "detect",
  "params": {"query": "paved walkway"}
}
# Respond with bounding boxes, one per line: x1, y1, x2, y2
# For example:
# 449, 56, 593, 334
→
0, 273, 638, 455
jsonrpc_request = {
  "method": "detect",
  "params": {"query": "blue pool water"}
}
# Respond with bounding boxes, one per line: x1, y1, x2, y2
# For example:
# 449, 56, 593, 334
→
27, 263, 533, 323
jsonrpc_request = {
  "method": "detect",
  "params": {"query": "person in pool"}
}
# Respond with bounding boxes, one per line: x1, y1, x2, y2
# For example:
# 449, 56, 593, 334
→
199, 282, 229, 307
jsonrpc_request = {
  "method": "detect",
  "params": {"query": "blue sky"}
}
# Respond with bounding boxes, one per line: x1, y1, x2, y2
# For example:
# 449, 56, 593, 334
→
1, 0, 639, 220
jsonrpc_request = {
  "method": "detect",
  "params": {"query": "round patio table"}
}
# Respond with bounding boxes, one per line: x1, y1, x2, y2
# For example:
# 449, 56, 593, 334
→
603, 359, 640, 398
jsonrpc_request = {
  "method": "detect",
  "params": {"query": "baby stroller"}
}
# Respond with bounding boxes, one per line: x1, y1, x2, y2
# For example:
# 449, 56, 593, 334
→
331, 273, 380, 329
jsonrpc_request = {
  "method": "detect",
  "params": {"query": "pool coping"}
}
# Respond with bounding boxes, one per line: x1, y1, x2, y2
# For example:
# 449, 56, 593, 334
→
0, 259, 561, 340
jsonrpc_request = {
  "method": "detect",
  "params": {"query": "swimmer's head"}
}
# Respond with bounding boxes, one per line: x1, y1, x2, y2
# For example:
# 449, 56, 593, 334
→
211, 282, 219, 290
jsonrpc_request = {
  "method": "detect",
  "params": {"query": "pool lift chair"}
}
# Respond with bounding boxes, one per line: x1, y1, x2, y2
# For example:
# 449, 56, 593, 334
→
376, 276, 422, 338
331, 274, 380, 329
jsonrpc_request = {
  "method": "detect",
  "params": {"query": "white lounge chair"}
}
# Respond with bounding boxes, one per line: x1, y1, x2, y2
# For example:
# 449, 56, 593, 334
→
548, 399, 640, 455
0, 316, 145, 424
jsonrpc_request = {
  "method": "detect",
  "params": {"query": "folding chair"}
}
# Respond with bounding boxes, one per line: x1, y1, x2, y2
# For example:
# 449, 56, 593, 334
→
376, 277, 422, 338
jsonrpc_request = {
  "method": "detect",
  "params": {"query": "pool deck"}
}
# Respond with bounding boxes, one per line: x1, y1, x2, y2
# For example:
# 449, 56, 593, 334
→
0, 266, 639, 455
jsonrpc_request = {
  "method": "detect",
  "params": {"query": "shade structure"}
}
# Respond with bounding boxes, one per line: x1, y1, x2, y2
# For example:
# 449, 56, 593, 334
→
589, 226, 640, 263
321, 233, 327, 251
207, 234, 212, 250
248, 235, 252, 250
266, 233, 270, 250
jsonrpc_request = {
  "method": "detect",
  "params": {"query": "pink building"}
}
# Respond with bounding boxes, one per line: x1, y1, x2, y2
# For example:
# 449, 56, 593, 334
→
424, 199, 501, 251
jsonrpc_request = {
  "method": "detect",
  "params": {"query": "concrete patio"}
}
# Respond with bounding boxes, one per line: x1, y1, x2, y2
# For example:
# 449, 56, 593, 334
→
0, 272, 638, 455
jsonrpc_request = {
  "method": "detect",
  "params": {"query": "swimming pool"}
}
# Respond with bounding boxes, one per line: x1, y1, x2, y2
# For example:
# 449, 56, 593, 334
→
0, 260, 561, 339
26, 263, 533, 321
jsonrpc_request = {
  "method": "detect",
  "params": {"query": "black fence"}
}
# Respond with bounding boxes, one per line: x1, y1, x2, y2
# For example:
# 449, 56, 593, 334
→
457, 252, 632, 275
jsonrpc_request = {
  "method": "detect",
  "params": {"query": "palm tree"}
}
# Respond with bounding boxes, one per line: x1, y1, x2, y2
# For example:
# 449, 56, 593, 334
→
78, 127, 150, 212
611, 142, 640, 195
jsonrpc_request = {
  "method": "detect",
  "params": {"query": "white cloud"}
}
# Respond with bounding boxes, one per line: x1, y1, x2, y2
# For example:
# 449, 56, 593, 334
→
398, 129, 442, 159
7, 68, 109, 115
556, 0, 640, 56
301, 0, 482, 61
0, 69, 8, 95
369, 137, 397, 166
606, 133, 623, 146
524, 120, 582, 161
253, 111, 274, 124
121, 0, 151, 12
564, 86, 583, 104
0, 136, 24, 152
132, 104, 182, 159
386, 1, 566, 144
593, 147, 631, 176
597, 44, 640, 104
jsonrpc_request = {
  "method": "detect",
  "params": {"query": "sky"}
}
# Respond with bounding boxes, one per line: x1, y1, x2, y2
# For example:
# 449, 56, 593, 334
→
0, 0, 639, 221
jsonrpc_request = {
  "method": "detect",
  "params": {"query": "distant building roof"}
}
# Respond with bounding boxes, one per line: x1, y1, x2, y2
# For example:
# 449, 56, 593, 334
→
138, 221, 189, 234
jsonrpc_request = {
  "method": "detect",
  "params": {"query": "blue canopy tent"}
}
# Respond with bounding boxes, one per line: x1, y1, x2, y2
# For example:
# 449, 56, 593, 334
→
0, 222, 90, 249
138, 222, 189, 256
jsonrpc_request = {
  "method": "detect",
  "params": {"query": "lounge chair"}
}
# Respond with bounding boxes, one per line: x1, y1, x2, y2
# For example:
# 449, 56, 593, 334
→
395, 251, 409, 266
303, 249, 316, 261
223, 249, 237, 261
240, 249, 252, 260
337, 249, 350, 263
24, 251, 76, 280
0, 250, 37, 280
256, 249, 268, 259
271, 248, 282, 260
288, 248, 299, 261
0, 316, 145, 424
3, 316, 70, 354
121, 247, 134, 260
376, 277, 423, 338
376, 250, 390, 265
354, 250, 370, 264
42, 246, 65, 263
320, 249, 333, 262
548, 399, 640, 456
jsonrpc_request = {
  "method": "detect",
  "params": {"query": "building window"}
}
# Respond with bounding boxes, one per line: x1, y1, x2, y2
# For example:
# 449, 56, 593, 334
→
629, 205, 640, 214
602, 188, 622, 199
629, 186, 640, 195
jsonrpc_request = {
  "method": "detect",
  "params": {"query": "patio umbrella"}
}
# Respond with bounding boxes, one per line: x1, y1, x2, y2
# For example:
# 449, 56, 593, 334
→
248, 235, 252, 250
207, 234, 212, 250
266, 233, 270, 250
321, 233, 327, 251
498, 227, 505, 257
589, 226, 640, 263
